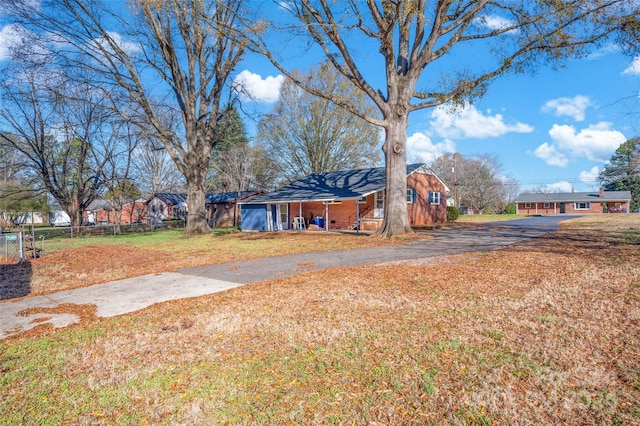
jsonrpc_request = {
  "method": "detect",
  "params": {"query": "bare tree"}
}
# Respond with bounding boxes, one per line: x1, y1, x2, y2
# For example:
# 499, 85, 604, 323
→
98, 119, 141, 230
459, 156, 505, 214
256, 63, 381, 182
2, 0, 247, 233
0, 64, 113, 227
251, 0, 634, 236
431, 153, 511, 213
132, 136, 185, 195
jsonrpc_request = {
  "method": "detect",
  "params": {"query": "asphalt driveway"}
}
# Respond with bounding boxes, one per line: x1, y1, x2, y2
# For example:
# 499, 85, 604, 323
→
0, 215, 578, 339
181, 215, 581, 283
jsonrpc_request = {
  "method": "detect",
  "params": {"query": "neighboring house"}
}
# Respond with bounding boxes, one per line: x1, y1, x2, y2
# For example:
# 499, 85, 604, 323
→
147, 193, 187, 224
146, 191, 264, 227
239, 164, 448, 232
516, 189, 632, 214
14, 212, 47, 225
85, 199, 148, 225
206, 191, 265, 227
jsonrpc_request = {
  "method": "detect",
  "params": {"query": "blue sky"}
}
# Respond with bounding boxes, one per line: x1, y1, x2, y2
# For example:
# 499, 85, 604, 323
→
0, 2, 637, 194
231, 4, 639, 193
235, 46, 637, 193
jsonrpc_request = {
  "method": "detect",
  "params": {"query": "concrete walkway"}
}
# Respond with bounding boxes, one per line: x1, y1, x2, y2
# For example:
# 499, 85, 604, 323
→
0, 216, 576, 340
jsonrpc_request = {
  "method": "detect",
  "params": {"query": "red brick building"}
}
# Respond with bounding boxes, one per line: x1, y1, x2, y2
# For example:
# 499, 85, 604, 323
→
240, 164, 448, 232
516, 189, 632, 214
85, 199, 147, 225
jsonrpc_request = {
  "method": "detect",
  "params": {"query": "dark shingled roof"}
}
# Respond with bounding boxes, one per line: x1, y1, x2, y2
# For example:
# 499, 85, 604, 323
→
150, 191, 261, 205
152, 193, 187, 205
206, 191, 262, 203
241, 164, 429, 204
516, 191, 631, 203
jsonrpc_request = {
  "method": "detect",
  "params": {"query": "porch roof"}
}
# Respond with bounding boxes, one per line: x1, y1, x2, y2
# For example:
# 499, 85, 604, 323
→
240, 164, 427, 205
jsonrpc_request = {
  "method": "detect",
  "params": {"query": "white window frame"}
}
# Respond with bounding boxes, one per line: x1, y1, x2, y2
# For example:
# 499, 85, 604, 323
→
428, 191, 440, 205
524, 203, 531, 209
574, 202, 591, 210
543, 203, 550, 209
374, 191, 384, 218
406, 188, 413, 203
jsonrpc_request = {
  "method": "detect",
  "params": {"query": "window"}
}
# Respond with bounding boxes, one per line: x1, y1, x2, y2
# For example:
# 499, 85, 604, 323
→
374, 191, 384, 218
543, 203, 550, 209
575, 202, 590, 210
428, 191, 440, 205
406, 188, 413, 203
358, 196, 367, 204
524, 203, 531, 209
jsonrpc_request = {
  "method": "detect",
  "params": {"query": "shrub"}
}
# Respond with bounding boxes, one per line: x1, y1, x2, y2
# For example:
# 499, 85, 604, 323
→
447, 206, 460, 222
503, 204, 516, 214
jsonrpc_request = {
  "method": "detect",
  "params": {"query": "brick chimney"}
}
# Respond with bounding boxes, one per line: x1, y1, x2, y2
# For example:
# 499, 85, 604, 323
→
599, 187, 604, 198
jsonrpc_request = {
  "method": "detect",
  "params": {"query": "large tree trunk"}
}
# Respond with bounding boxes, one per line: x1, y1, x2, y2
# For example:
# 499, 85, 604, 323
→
377, 115, 413, 238
184, 164, 209, 234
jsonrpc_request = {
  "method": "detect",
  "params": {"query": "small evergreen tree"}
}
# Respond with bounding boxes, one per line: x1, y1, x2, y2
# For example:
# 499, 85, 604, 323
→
598, 137, 640, 212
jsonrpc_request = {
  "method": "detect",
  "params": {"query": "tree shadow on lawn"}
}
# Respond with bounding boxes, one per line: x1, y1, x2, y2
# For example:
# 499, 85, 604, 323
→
0, 260, 32, 300
509, 228, 639, 256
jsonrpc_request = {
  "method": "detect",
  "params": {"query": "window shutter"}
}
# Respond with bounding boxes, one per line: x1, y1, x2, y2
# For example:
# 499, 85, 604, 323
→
413, 189, 417, 203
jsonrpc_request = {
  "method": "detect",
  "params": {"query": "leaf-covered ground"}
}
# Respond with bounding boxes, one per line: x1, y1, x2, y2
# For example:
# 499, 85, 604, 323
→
1, 217, 639, 424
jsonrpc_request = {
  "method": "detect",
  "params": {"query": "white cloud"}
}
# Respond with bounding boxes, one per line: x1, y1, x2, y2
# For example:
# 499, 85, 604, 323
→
623, 56, 640, 75
587, 43, 620, 60
579, 166, 600, 185
549, 122, 626, 163
541, 95, 592, 122
533, 142, 569, 167
548, 181, 574, 192
233, 70, 284, 103
0, 24, 24, 61
473, 15, 517, 33
92, 31, 140, 56
406, 132, 455, 164
429, 103, 533, 139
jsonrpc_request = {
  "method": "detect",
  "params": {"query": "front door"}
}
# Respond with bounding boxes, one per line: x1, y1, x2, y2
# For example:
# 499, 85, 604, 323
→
374, 190, 384, 218
559, 203, 566, 214
278, 204, 289, 230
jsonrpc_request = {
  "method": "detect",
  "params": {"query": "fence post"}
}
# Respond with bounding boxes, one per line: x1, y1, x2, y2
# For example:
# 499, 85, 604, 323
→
18, 231, 23, 264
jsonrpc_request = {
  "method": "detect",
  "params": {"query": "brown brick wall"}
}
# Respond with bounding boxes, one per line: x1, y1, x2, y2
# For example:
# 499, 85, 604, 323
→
517, 202, 608, 215
91, 201, 148, 224
289, 172, 447, 230
208, 203, 238, 227
407, 173, 447, 225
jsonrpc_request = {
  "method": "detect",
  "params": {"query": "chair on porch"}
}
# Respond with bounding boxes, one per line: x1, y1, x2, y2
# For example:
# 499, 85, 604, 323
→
292, 216, 306, 230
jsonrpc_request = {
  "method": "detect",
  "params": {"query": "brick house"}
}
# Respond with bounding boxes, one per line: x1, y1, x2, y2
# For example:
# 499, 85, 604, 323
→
239, 164, 448, 232
85, 198, 147, 225
515, 189, 632, 214
146, 191, 264, 227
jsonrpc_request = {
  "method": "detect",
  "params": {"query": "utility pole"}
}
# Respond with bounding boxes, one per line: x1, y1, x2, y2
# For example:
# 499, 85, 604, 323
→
452, 153, 459, 208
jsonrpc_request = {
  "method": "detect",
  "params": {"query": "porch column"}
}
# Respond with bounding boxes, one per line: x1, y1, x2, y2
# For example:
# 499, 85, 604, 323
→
355, 200, 360, 234
325, 202, 329, 232
299, 201, 303, 229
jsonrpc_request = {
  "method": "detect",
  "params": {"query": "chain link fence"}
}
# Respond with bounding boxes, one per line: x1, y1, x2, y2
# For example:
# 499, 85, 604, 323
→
29, 220, 186, 240
1, 232, 23, 263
